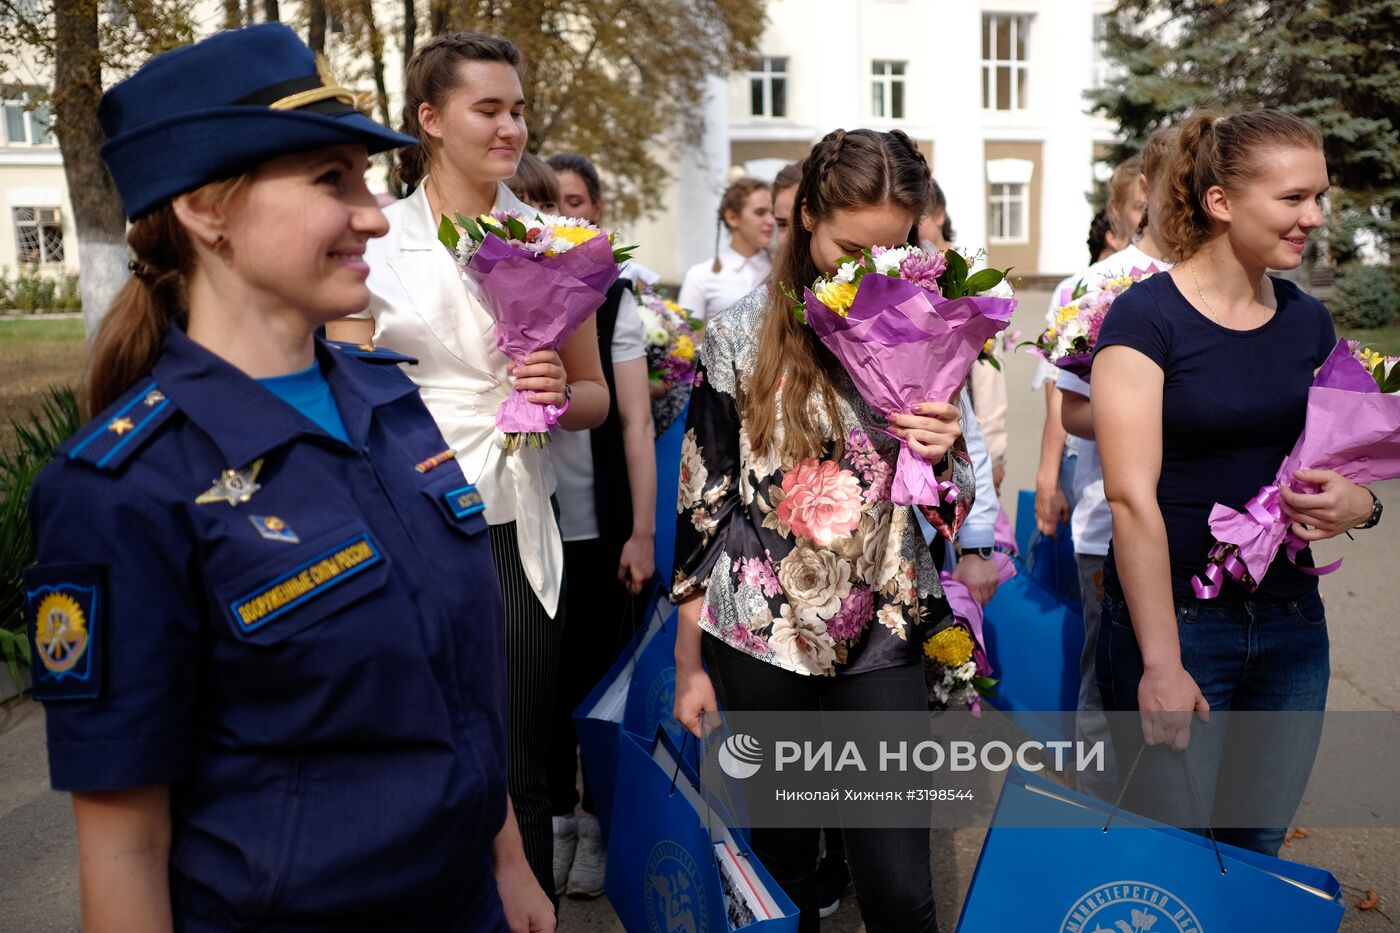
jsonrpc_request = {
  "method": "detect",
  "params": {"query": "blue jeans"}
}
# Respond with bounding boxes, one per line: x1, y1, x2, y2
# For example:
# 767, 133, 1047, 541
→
1096, 577, 1329, 856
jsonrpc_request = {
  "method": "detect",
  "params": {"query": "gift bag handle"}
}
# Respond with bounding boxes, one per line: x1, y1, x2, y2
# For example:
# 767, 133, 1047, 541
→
667, 718, 753, 860
1103, 743, 1228, 877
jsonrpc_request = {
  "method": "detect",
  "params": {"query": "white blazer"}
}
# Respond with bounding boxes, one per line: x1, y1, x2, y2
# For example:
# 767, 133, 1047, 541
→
358, 181, 564, 617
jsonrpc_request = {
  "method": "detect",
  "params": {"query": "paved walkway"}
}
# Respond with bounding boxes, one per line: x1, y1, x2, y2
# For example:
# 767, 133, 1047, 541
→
1, 290, 1394, 930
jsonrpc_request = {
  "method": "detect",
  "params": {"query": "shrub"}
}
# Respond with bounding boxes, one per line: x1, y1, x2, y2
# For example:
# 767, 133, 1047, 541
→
1330, 263, 1398, 330
0, 266, 81, 313
0, 387, 82, 684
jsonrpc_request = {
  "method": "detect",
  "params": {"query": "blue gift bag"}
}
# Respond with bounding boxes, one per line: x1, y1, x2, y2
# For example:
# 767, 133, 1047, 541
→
1014, 489, 1082, 609
606, 728, 799, 932
981, 563, 1084, 718
957, 767, 1344, 932
574, 593, 699, 834
654, 400, 689, 586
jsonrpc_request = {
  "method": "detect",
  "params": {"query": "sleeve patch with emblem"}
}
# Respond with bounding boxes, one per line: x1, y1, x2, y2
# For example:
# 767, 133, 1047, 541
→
24, 564, 105, 701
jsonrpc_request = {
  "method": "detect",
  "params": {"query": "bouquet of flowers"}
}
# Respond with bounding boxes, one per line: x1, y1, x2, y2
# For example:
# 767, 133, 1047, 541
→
438, 210, 636, 449
924, 552, 1015, 713
1193, 339, 1400, 598
637, 289, 698, 434
789, 245, 1016, 506
1022, 266, 1162, 380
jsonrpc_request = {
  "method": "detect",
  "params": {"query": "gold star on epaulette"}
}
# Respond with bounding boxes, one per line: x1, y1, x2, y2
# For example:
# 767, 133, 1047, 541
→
195, 459, 264, 507
108, 417, 134, 435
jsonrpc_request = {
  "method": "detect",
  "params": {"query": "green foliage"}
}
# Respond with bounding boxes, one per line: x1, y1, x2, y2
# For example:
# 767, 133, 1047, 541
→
1331, 263, 1399, 329
1090, 0, 1400, 263
0, 386, 82, 685
0, 267, 82, 312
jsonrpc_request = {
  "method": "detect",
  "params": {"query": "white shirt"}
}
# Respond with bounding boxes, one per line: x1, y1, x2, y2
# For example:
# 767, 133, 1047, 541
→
677, 244, 771, 321
1055, 244, 1174, 557
552, 289, 647, 541
356, 180, 566, 616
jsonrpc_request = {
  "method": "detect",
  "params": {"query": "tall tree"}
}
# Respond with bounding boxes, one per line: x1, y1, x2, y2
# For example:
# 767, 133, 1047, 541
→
1090, 0, 1400, 270
307, 0, 327, 53
429, 0, 765, 221
0, 0, 195, 335
264, 0, 280, 21
222, 0, 241, 29
403, 0, 416, 67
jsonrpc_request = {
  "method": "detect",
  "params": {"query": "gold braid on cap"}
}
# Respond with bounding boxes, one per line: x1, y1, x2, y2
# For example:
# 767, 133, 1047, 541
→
269, 55, 355, 111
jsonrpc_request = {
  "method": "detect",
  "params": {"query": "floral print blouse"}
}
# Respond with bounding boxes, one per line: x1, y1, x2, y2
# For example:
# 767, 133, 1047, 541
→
671, 288, 974, 677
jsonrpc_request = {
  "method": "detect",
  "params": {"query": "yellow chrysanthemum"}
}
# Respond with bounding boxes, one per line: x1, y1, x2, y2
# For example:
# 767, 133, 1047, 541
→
982, 338, 996, 354
549, 224, 599, 248
664, 299, 686, 316
1055, 305, 1079, 325
814, 280, 858, 316
1360, 347, 1385, 373
673, 334, 696, 362
924, 626, 974, 667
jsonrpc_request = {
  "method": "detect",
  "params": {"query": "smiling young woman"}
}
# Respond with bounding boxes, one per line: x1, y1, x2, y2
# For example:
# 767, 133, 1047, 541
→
324, 32, 607, 908
1090, 110, 1378, 857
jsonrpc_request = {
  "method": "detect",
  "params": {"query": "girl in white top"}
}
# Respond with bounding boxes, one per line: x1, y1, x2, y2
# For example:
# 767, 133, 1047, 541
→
677, 177, 774, 321
326, 32, 607, 908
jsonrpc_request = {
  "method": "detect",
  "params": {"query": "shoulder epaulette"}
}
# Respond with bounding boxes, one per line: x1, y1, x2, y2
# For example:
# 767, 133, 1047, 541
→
328, 341, 418, 365
65, 379, 176, 471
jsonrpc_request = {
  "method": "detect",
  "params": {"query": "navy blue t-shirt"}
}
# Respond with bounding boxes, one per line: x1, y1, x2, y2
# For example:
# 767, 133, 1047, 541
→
1096, 273, 1336, 601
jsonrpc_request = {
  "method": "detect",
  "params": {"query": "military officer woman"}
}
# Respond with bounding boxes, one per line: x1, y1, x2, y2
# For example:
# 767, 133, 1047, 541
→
23, 24, 553, 932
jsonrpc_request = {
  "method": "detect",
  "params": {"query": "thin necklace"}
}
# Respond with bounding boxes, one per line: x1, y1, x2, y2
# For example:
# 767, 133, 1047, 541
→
1189, 260, 1220, 324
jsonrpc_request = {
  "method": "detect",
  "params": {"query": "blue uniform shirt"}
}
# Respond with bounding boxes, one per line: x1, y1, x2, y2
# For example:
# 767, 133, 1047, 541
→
25, 328, 508, 930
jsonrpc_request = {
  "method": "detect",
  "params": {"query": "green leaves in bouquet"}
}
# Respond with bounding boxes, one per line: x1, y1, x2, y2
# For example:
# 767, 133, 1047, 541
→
965, 267, 1006, 295
781, 281, 807, 325
612, 242, 640, 265
0, 386, 81, 686
503, 214, 530, 242
972, 676, 999, 697
455, 213, 486, 242
1071, 278, 1088, 301
940, 248, 969, 297
1374, 361, 1400, 394
437, 215, 461, 251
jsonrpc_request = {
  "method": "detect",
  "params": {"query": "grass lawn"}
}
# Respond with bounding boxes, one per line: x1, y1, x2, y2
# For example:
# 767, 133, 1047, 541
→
0, 318, 87, 448
1339, 324, 1400, 358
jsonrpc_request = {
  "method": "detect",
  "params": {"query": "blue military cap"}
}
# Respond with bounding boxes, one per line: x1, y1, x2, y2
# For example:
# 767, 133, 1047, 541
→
99, 23, 416, 219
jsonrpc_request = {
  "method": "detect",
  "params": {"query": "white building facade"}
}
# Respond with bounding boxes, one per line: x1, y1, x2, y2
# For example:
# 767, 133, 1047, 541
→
634, 0, 1123, 282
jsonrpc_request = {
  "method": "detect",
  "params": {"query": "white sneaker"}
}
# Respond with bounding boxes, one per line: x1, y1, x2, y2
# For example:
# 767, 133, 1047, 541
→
552, 815, 578, 895
566, 814, 607, 898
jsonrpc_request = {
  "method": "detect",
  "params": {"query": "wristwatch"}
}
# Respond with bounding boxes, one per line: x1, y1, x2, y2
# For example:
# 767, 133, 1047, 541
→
1356, 488, 1383, 529
967, 546, 995, 560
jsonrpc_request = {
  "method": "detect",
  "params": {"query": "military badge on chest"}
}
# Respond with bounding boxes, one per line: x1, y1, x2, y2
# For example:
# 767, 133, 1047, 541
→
196, 459, 264, 507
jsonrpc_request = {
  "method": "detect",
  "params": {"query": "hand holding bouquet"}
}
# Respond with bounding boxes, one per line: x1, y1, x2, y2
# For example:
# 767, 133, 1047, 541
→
1194, 340, 1400, 598
637, 290, 698, 434
1022, 266, 1162, 381
438, 210, 636, 449
790, 245, 1016, 506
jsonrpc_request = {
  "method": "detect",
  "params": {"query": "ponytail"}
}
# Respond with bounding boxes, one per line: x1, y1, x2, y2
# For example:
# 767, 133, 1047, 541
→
1158, 109, 1323, 260
88, 175, 247, 413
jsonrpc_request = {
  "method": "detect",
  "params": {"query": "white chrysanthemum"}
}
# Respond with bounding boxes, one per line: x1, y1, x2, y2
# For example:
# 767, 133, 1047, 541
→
872, 247, 908, 275
982, 277, 1015, 299
833, 260, 860, 284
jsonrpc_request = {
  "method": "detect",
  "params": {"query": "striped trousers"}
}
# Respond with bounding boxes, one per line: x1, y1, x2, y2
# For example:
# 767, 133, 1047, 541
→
488, 521, 563, 904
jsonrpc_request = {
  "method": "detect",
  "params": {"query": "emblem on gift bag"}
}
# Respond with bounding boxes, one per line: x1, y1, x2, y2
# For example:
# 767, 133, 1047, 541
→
1059, 882, 1203, 933
646, 839, 708, 933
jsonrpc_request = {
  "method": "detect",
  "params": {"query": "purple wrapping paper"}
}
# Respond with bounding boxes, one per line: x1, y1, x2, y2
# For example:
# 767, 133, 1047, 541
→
939, 551, 1017, 681
1200, 340, 1400, 593
465, 231, 621, 435
804, 273, 1016, 506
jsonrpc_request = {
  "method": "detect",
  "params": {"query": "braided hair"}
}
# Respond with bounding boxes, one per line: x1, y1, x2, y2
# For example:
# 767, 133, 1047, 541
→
711, 177, 770, 272
746, 128, 932, 462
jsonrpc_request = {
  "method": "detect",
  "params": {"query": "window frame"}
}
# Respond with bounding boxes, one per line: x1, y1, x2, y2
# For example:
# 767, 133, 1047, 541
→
2, 87, 54, 147
981, 12, 1033, 111
987, 182, 1030, 244
747, 56, 789, 119
871, 59, 907, 120
13, 205, 65, 265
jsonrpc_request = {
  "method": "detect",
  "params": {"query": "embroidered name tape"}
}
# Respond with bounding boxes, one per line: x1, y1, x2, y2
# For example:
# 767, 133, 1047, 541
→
445, 484, 485, 520
230, 533, 381, 631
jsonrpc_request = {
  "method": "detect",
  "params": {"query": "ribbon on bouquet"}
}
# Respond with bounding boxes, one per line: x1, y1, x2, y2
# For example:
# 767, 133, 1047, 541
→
880, 428, 959, 507
1191, 484, 1343, 599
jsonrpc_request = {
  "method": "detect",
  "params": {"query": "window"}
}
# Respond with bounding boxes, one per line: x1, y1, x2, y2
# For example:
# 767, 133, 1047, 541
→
988, 183, 1028, 243
982, 13, 1032, 110
871, 60, 906, 119
2, 88, 54, 146
14, 207, 64, 265
1090, 13, 1108, 90
748, 57, 788, 118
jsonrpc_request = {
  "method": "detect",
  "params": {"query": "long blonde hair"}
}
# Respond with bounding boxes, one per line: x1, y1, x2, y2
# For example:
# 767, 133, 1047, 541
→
745, 129, 931, 463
